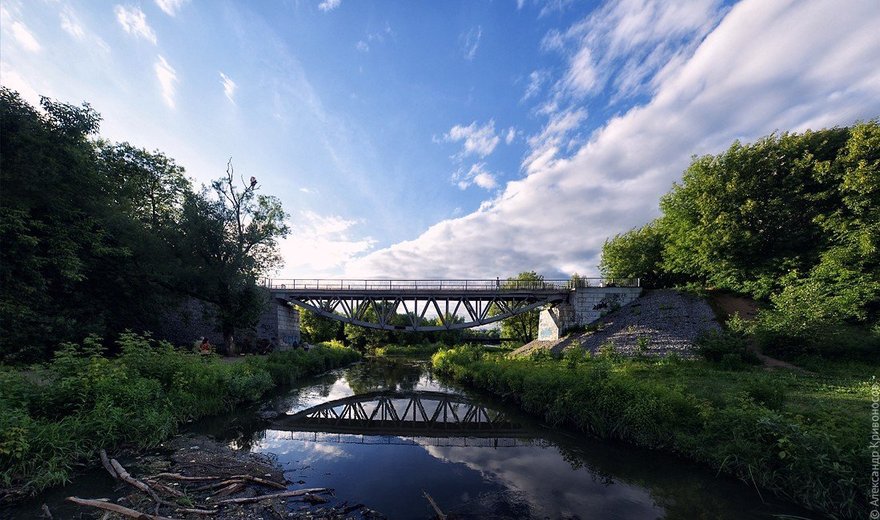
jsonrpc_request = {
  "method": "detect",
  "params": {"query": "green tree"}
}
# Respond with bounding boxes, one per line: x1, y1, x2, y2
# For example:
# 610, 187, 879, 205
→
659, 128, 850, 298
300, 309, 340, 344
177, 161, 289, 355
0, 89, 114, 360
599, 221, 671, 288
96, 142, 190, 230
491, 271, 543, 344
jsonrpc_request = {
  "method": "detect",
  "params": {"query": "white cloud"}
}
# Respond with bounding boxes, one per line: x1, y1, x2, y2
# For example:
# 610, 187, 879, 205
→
551, 0, 723, 103
355, 40, 369, 52
60, 7, 84, 39
443, 120, 500, 159
0, 62, 41, 106
522, 70, 547, 101
462, 26, 482, 61
345, 0, 880, 279
114, 5, 157, 45
154, 55, 177, 108
219, 72, 236, 103
155, 0, 188, 17
10, 21, 40, 53
318, 0, 341, 12
505, 127, 517, 145
523, 107, 587, 174
57, 6, 111, 53
278, 211, 375, 278
453, 163, 498, 190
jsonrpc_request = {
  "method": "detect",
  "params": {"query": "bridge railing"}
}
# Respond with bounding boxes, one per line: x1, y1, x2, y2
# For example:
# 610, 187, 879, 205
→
262, 278, 640, 291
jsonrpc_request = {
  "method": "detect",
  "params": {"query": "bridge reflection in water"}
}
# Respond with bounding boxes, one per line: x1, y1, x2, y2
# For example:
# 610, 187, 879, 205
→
270, 390, 534, 445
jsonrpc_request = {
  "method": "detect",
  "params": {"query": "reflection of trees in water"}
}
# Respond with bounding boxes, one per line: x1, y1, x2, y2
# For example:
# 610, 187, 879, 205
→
551, 440, 795, 519
344, 358, 425, 394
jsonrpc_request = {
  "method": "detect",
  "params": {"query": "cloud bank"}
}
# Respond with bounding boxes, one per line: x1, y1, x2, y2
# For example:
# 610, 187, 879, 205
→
346, 0, 880, 279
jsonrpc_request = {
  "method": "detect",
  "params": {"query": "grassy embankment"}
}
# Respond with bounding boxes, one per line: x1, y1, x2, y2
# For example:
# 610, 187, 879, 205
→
372, 343, 449, 357
432, 344, 872, 518
0, 334, 360, 498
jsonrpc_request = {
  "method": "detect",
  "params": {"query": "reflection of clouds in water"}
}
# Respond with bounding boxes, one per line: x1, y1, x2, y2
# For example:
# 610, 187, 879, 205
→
421, 444, 662, 519
252, 429, 351, 462
284, 379, 355, 414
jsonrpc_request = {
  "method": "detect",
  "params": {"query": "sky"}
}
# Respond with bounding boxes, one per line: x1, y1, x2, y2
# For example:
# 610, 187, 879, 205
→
2, 0, 879, 281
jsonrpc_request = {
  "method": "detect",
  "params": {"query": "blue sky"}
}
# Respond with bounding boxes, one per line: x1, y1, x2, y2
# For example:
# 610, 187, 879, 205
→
2, 0, 879, 280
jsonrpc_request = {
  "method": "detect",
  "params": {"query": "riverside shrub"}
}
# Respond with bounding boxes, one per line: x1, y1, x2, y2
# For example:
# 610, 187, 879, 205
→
0, 334, 359, 497
432, 347, 866, 518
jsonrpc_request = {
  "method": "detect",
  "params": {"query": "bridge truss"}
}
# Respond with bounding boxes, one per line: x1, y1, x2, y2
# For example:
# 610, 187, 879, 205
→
266, 279, 638, 331
272, 390, 525, 438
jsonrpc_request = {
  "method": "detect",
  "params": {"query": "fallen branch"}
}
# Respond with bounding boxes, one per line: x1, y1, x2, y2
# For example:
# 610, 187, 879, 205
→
213, 481, 246, 497
65, 497, 175, 520
302, 493, 328, 504
422, 490, 447, 520
191, 478, 245, 492
100, 450, 118, 480
110, 459, 178, 513
149, 472, 220, 481
176, 507, 217, 515
144, 479, 185, 497
229, 474, 286, 489
111, 459, 161, 501
215, 488, 330, 505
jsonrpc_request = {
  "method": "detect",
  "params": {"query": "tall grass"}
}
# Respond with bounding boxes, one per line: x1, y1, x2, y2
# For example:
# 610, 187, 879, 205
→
0, 334, 359, 497
432, 346, 869, 518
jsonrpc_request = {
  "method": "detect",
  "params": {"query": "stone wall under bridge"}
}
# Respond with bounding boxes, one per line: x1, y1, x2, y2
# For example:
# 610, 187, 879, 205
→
159, 291, 300, 351
538, 286, 642, 340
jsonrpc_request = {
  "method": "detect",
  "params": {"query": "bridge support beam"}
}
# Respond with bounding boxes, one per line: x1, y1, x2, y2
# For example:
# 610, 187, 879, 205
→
538, 287, 642, 340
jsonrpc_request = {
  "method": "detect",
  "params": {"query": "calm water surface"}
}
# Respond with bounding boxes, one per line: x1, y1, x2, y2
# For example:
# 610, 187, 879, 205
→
195, 357, 808, 520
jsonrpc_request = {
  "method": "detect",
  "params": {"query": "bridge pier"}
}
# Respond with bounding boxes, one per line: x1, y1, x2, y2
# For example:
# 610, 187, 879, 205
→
257, 299, 301, 350
538, 287, 642, 340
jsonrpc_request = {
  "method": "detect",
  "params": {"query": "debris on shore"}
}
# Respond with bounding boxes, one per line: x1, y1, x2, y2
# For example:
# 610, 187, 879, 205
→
63, 435, 386, 519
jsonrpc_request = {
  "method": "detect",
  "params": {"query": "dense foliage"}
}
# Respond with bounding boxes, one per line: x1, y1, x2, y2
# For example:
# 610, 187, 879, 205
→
0, 88, 288, 361
490, 271, 543, 344
0, 334, 359, 497
600, 122, 880, 356
433, 346, 869, 518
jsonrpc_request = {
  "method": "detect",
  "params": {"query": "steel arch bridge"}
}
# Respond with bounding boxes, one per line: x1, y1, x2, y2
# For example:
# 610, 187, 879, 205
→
265, 278, 637, 332
271, 390, 526, 438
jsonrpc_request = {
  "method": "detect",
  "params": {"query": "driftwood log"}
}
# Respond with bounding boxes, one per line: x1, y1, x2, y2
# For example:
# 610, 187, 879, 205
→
65, 497, 175, 520
214, 488, 330, 505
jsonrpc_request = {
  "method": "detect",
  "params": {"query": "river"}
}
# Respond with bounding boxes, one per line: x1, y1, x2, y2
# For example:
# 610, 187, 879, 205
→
194, 356, 805, 519
11, 356, 810, 519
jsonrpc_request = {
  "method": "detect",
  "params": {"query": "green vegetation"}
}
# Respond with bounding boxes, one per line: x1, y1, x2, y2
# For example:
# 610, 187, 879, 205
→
490, 271, 543, 344
0, 333, 358, 497
372, 343, 448, 357
433, 346, 870, 518
600, 121, 880, 360
0, 88, 288, 361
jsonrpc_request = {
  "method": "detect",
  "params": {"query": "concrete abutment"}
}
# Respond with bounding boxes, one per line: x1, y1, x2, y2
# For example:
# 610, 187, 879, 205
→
538, 287, 642, 340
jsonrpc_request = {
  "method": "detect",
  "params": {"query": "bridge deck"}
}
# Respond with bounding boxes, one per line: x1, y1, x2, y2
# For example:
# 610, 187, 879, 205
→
264, 278, 639, 331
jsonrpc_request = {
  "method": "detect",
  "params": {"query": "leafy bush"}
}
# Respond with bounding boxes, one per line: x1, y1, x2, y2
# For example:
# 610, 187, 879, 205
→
432, 347, 867, 518
694, 330, 759, 369
0, 334, 359, 497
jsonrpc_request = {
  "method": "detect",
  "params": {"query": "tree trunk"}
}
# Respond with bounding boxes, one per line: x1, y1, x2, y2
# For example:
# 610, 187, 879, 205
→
223, 327, 236, 356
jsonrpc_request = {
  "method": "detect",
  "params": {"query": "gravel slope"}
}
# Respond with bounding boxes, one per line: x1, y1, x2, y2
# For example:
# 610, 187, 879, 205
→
514, 289, 720, 357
